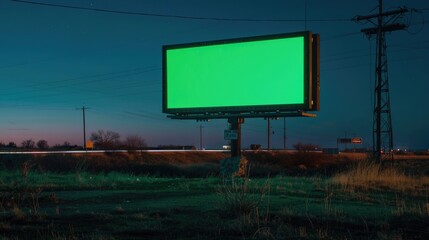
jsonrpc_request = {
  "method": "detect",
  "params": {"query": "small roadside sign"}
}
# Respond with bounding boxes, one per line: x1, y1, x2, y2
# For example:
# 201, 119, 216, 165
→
337, 138, 363, 144
86, 140, 94, 149
224, 130, 238, 140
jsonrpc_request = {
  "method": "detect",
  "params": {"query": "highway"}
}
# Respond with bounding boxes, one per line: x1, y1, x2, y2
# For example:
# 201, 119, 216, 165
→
0, 149, 230, 154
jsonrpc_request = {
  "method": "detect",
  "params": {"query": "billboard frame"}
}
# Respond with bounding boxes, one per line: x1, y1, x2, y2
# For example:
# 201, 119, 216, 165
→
162, 31, 318, 119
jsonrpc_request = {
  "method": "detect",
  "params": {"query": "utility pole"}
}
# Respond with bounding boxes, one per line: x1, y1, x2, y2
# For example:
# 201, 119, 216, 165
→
77, 106, 89, 150
354, 0, 409, 162
196, 120, 209, 150
199, 124, 203, 150
283, 118, 286, 150
267, 118, 271, 150
344, 131, 348, 151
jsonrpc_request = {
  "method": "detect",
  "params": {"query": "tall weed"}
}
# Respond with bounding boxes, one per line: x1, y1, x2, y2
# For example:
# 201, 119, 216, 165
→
217, 176, 272, 237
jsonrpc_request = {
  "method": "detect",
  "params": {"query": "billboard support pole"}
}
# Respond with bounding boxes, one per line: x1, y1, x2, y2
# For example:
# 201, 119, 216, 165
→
228, 117, 244, 158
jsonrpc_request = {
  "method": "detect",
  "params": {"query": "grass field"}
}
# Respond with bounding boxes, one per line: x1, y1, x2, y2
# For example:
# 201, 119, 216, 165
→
0, 151, 428, 239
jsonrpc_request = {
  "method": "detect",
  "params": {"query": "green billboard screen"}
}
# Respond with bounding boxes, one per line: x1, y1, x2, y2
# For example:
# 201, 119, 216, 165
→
163, 31, 317, 115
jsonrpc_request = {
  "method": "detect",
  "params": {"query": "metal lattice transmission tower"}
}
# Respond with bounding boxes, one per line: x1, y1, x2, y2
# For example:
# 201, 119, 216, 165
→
354, 0, 409, 162
374, 33, 393, 161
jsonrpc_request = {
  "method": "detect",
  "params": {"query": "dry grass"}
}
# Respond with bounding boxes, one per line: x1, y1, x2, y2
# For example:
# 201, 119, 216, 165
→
427, 203, 429, 215
331, 160, 429, 193
217, 177, 269, 217
11, 206, 26, 220
340, 152, 429, 160
1, 151, 428, 178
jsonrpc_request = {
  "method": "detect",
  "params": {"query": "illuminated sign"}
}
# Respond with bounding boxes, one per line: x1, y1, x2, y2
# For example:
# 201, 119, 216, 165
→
337, 138, 363, 144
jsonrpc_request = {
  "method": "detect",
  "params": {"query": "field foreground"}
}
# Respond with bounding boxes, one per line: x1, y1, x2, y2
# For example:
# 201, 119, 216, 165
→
0, 151, 428, 239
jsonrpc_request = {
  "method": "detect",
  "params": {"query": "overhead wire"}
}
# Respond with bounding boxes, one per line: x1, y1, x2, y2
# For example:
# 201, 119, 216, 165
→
10, 0, 351, 23
1, 65, 169, 116
0, 66, 159, 95
4, 0, 429, 141
0, 67, 161, 100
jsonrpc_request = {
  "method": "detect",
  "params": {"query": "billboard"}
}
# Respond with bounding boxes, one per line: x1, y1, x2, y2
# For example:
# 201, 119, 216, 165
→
163, 31, 319, 116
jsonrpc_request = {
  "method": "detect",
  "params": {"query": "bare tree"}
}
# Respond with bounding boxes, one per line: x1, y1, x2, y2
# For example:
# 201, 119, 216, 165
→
7, 142, 17, 148
125, 135, 147, 150
21, 139, 35, 149
90, 130, 121, 149
37, 139, 49, 150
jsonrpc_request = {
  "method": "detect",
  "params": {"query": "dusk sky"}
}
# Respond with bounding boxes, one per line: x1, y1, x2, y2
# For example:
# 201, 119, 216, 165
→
1, 0, 428, 150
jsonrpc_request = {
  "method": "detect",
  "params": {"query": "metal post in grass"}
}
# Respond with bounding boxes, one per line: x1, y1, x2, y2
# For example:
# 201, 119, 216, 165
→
228, 117, 244, 158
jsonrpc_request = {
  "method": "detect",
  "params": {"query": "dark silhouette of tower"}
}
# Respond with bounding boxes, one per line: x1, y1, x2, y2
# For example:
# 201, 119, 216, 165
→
354, 0, 409, 162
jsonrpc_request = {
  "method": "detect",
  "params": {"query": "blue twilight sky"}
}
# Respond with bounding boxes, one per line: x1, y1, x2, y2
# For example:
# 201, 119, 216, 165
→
0, 0, 428, 150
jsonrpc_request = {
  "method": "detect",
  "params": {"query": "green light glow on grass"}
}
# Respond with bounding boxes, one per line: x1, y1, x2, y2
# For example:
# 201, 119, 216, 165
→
166, 36, 305, 109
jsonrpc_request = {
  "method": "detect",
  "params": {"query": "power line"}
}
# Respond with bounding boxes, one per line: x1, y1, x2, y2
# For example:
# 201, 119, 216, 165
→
123, 111, 166, 121
0, 67, 161, 103
0, 66, 160, 96
11, 0, 350, 22
321, 31, 362, 41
